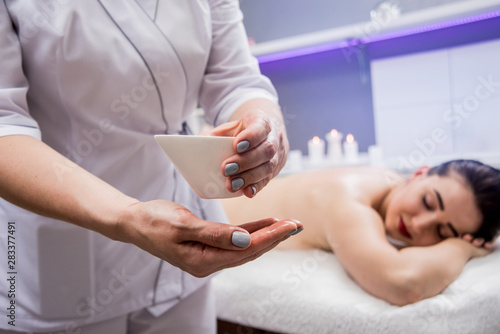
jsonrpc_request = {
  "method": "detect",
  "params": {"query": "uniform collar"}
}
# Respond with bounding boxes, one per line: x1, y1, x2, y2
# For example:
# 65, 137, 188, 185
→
98, 0, 188, 133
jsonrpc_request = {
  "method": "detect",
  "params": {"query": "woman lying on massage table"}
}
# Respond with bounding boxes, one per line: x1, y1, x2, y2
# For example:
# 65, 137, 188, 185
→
221, 159, 500, 306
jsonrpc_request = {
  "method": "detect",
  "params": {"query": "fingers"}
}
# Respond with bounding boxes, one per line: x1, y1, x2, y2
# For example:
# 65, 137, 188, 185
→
221, 116, 283, 196
483, 241, 493, 250
203, 219, 303, 274
180, 219, 303, 277
188, 217, 300, 251
462, 233, 491, 249
184, 235, 287, 277
188, 220, 252, 250
223, 158, 276, 196
245, 218, 303, 239
211, 234, 290, 273
472, 238, 485, 248
233, 110, 272, 153
462, 234, 473, 242
206, 120, 244, 137
237, 217, 283, 233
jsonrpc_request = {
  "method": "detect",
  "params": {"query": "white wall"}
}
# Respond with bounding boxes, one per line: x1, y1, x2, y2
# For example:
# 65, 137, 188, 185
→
371, 38, 500, 170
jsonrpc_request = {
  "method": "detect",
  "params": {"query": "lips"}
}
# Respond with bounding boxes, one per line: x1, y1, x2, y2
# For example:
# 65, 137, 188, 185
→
398, 217, 412, 239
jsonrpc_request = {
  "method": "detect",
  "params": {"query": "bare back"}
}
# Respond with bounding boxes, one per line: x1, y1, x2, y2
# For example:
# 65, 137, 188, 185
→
221, 166, 403, 251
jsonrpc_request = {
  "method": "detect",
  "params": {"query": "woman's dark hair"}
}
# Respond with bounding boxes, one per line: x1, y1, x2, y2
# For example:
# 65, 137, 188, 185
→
427, 159, 500, 242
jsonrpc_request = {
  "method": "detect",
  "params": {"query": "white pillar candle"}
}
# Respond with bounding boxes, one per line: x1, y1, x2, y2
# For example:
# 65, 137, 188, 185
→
343, 133, 359, 163
325, 129, 343, 162
368, 145, 384, 166
286, 149, 303, 173
308, 136, 325, 164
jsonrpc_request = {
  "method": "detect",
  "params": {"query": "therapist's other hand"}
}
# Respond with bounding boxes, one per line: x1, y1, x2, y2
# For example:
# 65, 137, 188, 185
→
117, 200, 302, 277
209, 108, 289, 198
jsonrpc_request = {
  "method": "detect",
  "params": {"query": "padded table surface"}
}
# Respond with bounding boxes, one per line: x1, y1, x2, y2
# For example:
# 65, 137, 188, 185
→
214, 245, 500, 334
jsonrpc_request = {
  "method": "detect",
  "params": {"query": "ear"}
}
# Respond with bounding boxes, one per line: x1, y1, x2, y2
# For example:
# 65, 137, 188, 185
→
409, 166, 430, 180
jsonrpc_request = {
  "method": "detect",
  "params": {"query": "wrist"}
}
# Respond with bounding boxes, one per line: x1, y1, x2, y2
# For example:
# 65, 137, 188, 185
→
111, 199, 142, 243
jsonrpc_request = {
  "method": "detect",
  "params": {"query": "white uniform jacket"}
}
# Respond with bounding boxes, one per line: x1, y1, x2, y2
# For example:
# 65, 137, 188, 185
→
0, 0, 278, 331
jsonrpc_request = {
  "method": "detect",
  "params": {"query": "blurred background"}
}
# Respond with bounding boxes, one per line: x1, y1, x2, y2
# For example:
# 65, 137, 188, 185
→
236, 0, 500, 172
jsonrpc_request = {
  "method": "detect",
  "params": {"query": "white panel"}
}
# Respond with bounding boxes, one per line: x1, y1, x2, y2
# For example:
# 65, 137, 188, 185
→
448, 38, 500, 155
375, 104, 454, 159
371, 37, 500, 160
449, 39, 500, 101
452, 97, 500, 154
371, 49, 450, 110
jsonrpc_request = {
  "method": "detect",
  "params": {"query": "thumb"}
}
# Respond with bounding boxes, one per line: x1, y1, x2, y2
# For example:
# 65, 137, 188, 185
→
207, 120, 244, 137
195, 221, 251, 250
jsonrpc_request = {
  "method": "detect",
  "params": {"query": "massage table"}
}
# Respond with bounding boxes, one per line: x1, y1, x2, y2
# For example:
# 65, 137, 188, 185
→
213, 241, 500, 334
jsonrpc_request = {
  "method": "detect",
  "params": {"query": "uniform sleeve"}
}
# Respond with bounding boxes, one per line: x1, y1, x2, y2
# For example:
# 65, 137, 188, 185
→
0, 2, 41, 139
200, 0, 278, 127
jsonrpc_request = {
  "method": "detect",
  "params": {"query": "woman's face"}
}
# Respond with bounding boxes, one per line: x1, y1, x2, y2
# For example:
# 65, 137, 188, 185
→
384, 169, 482, 247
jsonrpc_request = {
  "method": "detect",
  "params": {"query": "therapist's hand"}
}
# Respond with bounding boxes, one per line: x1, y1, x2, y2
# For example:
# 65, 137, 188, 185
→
117, 200, 302, 277
207, 100, 289, 198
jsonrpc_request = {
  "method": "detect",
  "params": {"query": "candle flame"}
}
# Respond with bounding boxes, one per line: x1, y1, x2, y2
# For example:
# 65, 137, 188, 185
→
330, 129, 338, 136
312, 136, 320, 144
346, 133, 354, 143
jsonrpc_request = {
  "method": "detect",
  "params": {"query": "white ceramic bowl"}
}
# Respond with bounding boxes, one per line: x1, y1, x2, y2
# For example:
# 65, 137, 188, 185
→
154, 134, 243, 199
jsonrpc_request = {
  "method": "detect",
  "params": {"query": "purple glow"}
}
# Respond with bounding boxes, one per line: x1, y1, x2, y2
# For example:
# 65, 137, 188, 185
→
256, 40, 351, 64
362, 9, 500, 43
257, 10, 500, 63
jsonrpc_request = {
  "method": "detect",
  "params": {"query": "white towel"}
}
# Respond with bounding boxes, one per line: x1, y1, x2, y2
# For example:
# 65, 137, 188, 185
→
214, 241, 500, 334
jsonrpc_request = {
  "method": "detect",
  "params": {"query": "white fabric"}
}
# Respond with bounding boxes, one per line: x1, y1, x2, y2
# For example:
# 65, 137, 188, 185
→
127, 281, 216, 334
0, 0, 277, 331
214, 241, 500, 334
0, 282, 215, 334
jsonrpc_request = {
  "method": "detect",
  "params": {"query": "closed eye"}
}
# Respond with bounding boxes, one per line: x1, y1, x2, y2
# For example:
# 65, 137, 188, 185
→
422, 195, 432, 210
436, 223, 458, 239
436, 225, 445, 239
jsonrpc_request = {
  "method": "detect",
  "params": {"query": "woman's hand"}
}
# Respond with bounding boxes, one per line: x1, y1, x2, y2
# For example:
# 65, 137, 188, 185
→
207, 102, 289, 198
461, 233, 494, 258
116, 200, 302, 277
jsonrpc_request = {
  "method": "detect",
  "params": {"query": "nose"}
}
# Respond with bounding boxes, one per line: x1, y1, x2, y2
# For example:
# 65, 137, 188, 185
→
411, 213, 436, 236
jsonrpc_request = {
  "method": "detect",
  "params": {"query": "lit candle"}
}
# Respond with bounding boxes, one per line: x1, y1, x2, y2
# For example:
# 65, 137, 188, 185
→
308, 136, 325, 164
325, 129, 343, 162
343, 133, 359, 163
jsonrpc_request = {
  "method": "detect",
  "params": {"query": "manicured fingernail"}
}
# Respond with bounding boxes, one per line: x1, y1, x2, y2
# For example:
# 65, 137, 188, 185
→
251, 185, 257, 196
286, 227, 303, 237
232, 178, 244, 191
224, 163, 239, 176
232, 231, 250, 248
237, 140, 250, 153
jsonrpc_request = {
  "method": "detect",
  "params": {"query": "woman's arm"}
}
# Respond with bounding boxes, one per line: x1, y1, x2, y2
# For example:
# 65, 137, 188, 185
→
0, 135, 136, 235
327, 201, 486, 306
0, 135, 301, 277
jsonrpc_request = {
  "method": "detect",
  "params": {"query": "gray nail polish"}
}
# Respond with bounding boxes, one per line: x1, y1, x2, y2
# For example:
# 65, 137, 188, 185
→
232, 231, 250, 248
224, 163, 239, 176
232, 178, 244, 191
286, 227, 303, 237
237, 140, 250, 153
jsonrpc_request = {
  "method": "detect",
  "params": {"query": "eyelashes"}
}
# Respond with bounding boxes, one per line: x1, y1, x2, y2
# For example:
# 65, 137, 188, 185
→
422, 195, 432, 210
436, 225, 445, 239
423, 195, 445, 239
